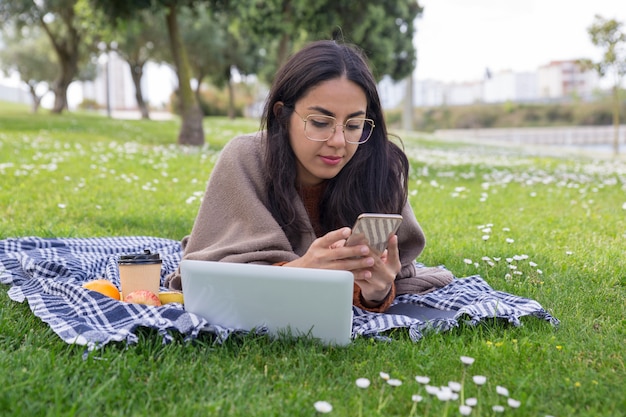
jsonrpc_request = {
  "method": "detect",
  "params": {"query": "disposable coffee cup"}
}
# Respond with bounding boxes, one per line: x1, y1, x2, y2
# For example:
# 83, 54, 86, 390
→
118, 249, 162, 300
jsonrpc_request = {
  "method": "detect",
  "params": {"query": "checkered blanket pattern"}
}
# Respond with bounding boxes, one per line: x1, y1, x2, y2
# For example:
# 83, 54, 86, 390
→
0, 236, 559, 349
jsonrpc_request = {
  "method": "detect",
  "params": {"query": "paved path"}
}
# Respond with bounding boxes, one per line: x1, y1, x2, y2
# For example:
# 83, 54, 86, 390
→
434, 125, 625, 146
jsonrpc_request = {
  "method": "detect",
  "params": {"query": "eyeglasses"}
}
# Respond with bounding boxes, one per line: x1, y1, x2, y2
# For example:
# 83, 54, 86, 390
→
293, 109, 375, 144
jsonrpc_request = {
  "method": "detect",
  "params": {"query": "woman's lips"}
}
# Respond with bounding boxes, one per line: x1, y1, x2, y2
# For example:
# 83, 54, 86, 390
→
320, 155, 342, 165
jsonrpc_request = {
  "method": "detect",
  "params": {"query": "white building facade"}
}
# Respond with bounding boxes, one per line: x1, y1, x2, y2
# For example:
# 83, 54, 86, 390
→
82, 51, 175, 111
537, 60, 598, 100
413, 59, 599, 108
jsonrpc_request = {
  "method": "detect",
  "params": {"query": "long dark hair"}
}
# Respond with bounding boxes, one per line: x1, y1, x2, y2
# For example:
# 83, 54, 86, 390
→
261, 40, 409, 240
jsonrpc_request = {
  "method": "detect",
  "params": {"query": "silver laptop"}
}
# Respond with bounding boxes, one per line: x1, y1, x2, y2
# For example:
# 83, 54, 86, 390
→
180, 259, 354, 345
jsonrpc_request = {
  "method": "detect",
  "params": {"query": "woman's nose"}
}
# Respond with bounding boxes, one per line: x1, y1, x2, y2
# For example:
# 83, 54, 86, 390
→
326, 125, 346, 146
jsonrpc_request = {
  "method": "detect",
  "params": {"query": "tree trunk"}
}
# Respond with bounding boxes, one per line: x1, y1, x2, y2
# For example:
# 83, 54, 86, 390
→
612, 85, 620, 155
402, 73, 414, 131
194, 72, 204, 105
165, 5, 204, 146
27, 84, 42, 114
39, 9, 80, 114
49, 47, 77, 113
51, 72, 72, 113
276, 32, 292, 68
226, 66, 235, 119
129, 62, 150, 119
227, 79, 235, 119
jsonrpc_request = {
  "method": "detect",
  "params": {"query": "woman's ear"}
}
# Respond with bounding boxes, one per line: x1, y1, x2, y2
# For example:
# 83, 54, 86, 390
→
273, 101, 284, 118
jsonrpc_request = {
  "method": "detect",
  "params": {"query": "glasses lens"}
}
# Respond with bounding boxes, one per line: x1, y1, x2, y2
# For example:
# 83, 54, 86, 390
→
304, 115, 336, 141
346, 118, 373, 143
303, 114, 374, 143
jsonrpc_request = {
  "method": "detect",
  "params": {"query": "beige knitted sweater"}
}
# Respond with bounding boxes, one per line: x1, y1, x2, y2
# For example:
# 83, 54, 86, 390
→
165, 133, 453, 310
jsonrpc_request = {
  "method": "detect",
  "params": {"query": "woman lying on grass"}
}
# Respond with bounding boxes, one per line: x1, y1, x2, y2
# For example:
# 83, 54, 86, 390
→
165, 40, 453, 311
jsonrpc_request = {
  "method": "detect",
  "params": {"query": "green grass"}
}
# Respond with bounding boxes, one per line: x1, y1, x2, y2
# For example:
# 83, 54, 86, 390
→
1, 102, 625, 416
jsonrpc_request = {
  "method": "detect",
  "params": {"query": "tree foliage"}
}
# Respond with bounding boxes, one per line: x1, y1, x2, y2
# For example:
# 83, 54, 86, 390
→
0, 0, 99, 113
91, 0, 209, 145
585, 15, 626, 155
109, 10, 170, 119
2, 0, 421, 145
0, 25, 58, 113
180, 6, 265, 118
232, 0, 422, 84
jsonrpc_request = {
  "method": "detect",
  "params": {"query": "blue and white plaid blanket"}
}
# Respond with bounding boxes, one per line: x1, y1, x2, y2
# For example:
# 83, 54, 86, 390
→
0, 236, 559, 350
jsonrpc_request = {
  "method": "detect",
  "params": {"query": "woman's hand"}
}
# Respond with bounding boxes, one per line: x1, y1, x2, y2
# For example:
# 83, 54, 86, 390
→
284, 227, 373, 271
352, 235, 401, 307
284, 228, 401, 307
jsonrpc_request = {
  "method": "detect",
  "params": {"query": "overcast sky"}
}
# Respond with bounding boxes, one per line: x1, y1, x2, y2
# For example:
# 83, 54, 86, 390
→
414, 0, 626, 83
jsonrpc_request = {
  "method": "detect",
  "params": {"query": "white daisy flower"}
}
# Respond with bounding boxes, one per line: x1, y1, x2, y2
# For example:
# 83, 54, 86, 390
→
466, 397, 478, 407
472, 375, 487, 385
313, 401, 332, 413
387, 379, 402, 387
459, 405, 472, 415
425, 385, 440, 395
355, 378, 370, 389
436, 388, 453, 401
448, 381, 462, 392
460, 356, 475, 365
507, 398, 521, 408
415, 376, 430, 384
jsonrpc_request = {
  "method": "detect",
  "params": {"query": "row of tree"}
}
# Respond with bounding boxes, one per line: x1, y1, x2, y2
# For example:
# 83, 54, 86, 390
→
0, 0, 423, 146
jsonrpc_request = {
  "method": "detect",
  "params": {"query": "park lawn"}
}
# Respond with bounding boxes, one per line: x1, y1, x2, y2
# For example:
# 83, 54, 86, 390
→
0, 102, 625, 417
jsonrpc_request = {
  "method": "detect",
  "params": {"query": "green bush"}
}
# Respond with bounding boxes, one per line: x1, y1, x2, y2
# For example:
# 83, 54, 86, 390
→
405, 97, 626, 132
169, 82, 255, 118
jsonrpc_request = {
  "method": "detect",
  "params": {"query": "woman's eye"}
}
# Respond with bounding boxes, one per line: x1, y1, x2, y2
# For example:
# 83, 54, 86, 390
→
310, 118, 332, 128
346, 120, 364, 130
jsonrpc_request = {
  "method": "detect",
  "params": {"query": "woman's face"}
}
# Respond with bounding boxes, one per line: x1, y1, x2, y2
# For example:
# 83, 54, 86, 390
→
287, 77, 367, 186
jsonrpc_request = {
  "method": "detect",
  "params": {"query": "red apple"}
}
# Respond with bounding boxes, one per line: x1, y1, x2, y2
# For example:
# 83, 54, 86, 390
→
124, 290, 162, 306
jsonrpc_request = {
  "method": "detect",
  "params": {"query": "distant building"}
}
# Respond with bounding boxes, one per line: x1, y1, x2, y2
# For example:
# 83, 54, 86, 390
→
446, 80, 483, 105
0, 54, 605, 112
82, 51, 175, 111
0, 71, 30, 105
0, 82, 29, 105
410, 58, 601, 108
413, 79, 445, 107
537, 60, 598, 100
483, 70, 538, 103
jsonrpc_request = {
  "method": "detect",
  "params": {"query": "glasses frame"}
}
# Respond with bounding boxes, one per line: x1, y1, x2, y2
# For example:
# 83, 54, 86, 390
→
293, 109, 375, 144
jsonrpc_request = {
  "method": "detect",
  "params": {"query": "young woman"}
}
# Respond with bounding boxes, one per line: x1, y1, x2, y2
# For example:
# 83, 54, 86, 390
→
165, 40, 453, 311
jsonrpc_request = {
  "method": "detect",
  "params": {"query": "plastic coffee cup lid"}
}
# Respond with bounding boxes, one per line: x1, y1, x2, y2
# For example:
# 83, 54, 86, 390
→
118, 249, 162, 265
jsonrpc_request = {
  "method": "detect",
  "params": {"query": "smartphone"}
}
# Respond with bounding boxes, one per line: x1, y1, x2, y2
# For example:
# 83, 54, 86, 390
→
345, 213, 403, 254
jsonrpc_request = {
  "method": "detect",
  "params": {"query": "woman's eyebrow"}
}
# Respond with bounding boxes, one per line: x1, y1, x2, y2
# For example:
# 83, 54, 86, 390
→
307, 105, 366, 119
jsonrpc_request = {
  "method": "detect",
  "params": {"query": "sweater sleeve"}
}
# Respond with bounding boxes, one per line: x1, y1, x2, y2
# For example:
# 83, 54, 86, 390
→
352, 282, 396, 312
393, 201, 454, 295
165, 134, 315, 290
